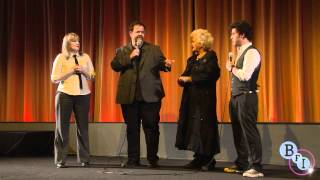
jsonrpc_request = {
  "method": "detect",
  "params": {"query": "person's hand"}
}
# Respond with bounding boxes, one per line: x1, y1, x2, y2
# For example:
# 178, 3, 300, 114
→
130, 48, 140, 59
165, 59, 175, 67
178, 76, 191, 83
74, 65, 85, 74
226, 60, 232, 72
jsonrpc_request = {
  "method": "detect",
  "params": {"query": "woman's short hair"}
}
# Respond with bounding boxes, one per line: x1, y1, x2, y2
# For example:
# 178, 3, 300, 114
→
62, 32, 80, 58
190, 29, 214, 51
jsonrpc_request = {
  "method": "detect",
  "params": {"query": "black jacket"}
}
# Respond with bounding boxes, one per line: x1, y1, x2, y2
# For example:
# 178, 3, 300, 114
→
111, 41, 170, 104
175, 50, 220, 156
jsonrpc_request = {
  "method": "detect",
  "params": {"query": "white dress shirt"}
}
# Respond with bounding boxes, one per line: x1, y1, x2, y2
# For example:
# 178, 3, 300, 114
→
233, 42, 261, 81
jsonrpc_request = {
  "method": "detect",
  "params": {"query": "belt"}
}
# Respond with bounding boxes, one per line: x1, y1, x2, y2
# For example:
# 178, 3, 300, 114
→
244, 90, 259, 94
232, 90, 259, 97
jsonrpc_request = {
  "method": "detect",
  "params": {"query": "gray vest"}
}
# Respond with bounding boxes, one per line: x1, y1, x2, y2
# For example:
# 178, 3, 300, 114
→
231, 45, 261, 96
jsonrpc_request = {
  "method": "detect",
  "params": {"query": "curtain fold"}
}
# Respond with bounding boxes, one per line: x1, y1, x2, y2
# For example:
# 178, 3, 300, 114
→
0, 0, 319, 123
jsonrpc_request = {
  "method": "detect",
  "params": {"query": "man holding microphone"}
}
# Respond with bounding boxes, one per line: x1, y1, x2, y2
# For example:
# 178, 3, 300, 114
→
111, 21, 174, 168
225, 20, 264, 178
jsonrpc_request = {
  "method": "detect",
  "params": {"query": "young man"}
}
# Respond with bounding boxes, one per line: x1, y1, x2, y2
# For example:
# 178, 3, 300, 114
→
225, 20, 264, 178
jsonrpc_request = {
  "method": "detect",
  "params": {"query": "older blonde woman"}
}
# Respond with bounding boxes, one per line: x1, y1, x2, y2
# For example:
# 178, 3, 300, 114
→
51, 33, 95, 168
175, 29, 220, 171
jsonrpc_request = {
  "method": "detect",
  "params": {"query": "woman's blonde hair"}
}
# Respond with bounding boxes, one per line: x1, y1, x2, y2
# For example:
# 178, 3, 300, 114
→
190, 29, 214, 51
61, 32, 80, 58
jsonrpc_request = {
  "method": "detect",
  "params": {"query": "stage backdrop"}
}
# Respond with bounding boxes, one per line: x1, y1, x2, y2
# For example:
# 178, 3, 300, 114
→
0, 0, 319, 123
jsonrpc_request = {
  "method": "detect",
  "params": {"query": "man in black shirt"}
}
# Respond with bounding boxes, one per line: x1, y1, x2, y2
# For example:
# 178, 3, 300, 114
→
111, 21, 173, 168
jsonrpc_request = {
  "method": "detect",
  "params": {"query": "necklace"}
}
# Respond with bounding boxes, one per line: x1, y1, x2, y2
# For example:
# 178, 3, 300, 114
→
196, 51, 206, 60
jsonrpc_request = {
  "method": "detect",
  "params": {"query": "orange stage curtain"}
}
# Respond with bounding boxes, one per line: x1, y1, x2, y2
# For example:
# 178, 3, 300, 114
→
0, 0, 319, 123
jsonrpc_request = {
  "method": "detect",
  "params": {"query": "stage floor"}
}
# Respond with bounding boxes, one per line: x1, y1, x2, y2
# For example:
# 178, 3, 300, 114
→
0, 156, 318, 180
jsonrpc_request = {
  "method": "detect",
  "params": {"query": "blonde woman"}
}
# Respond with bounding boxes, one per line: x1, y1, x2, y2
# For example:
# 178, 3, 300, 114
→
51, 33, 95, 168
175, 29, 220, 171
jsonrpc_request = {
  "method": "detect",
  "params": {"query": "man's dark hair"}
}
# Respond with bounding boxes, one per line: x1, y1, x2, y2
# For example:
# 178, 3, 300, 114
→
129, 20, 146, 32
230, 20, 253, 41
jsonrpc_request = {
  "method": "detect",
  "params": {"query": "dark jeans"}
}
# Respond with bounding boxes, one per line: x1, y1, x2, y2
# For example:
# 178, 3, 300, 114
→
54, 92, 90, 164
229, 93, 262, 171
121, 101, 161, 163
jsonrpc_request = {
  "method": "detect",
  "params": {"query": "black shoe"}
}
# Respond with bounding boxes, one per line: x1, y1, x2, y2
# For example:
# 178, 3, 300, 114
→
81, 162, 90, 167
56, 163, 66, 168
201, 158, 216, 171
121, 160, 141, 168
148, 160, 159, 168
201, 162, 216, 171
184, 158, 202, 169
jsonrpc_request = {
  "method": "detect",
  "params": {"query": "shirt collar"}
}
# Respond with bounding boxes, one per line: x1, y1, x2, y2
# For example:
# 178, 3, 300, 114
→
70, 52, 80, 57
239, 42, 252, 53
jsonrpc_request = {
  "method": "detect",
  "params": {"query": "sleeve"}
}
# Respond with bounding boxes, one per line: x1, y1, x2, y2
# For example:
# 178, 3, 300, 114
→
50, 54, 63, 83
233, 49, 260, 81
85, 54, 95, 80
178, 57, 193, 87
156, 46, 170, 72
110, 47, 133, 72
181, 57, 193, 76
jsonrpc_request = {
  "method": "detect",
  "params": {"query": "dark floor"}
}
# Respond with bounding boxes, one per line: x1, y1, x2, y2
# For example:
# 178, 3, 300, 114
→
0, 156, 318, 180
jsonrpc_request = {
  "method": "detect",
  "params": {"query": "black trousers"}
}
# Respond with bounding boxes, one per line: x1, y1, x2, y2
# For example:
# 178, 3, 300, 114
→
54, 92, 90, 164
121, 101, 161, 163
229, 93, 262, 171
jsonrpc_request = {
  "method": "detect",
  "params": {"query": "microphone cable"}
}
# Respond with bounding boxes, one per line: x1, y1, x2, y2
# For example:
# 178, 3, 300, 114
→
117, 126, 127, 167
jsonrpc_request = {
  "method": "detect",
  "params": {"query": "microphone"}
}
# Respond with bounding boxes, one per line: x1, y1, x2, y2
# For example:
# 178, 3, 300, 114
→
131, 37, 143, 59
228, 52, 233, 62
135, 37, 143, 49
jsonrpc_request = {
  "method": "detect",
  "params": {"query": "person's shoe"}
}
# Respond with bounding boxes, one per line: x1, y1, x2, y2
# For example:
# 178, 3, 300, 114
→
201, 162, 216, 171
121, 160, 141, 168
56, 163, 66, 168
242, 168, 264, 178
80, 162, 90, 167
148, 160, 159, 168
184, 158, 202, 169
224, 165, 243, 173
